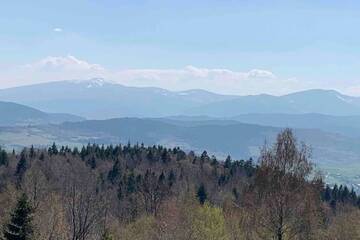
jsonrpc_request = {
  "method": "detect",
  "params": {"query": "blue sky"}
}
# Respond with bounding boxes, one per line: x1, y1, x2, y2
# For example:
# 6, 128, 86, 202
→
1, 0, 360, 95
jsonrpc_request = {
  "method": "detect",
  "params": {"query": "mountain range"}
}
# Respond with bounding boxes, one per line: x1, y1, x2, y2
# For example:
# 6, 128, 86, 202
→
229, 113, 360, 138
0, 78, 234, 119
1, 79, 360, 188
1, 79, 360, 119
186, 89, 360, 117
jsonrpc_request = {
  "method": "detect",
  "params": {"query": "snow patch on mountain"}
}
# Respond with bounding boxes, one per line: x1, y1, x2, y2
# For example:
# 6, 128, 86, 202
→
70, 78, 114, 88
336, 94, 353, 104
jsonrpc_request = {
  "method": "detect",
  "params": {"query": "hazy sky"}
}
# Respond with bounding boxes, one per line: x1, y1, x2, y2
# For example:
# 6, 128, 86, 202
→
1, 0, 360, 95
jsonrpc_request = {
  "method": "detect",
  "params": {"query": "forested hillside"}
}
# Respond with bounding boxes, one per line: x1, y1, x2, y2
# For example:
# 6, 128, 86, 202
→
0, 129, 359, 239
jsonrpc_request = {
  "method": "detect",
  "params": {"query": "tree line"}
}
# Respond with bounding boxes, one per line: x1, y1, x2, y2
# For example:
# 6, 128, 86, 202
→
0, 129, 360, 239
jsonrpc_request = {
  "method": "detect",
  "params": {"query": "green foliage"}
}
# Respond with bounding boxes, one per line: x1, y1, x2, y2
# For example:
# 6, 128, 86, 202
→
122, 216, 157, 240
3, 193, 33, 240
101, 229, 114, 240
191, 203, 229, 240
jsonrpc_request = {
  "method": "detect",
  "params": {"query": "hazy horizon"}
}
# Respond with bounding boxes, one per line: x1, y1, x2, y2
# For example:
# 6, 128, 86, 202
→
1, 77, 359, 98
2, 1, 360, 96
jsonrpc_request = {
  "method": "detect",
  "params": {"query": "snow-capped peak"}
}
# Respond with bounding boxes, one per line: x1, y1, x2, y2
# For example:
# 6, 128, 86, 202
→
336, 94, 353, 104
70, 78, 114, 88
87, 78, 106, 87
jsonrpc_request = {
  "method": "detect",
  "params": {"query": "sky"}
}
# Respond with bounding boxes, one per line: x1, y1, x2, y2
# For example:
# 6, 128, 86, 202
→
1, 0, 360, 95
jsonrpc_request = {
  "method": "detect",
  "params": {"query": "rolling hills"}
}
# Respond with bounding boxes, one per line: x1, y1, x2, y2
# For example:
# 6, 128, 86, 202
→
0, 101, 84, 126
0, 117, 359, 188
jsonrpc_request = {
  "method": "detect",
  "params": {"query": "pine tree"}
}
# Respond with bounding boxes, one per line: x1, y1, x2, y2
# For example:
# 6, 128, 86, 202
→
158, 172, 165, 184
161, 149, 169, 163
29, 145, 35, 159
80, 146, 87, 160
350, 188, 357, 204
332, 184, 339, 201
210, 155, 218, 166
197, 184, 207, 205
168, 170, 176, 187
107, 160, 121, 184
341, 186, 350, 203
72, 147, 79, 156
126, 172, 136, 194
224, 155, 232, 169
330, 199, 337, 212
15, 152, 27, 187
323, 185, 332, 202
48, 142, 58, 155
200, 151, 208, 165
147, 149, 154, 162
3, 193, 33, 240
0, 147, 8, 167
232, 188, 239, 200
87, 156, 96, 169
39, 152, 45, 161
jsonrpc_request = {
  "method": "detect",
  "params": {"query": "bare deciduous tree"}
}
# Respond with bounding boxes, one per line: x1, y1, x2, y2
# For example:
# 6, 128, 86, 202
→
248, 129, 322, 240
63, 165, 108, 240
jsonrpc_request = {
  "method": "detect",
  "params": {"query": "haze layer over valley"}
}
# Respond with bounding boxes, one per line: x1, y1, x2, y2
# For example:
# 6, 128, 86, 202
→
1, 79, 360, 188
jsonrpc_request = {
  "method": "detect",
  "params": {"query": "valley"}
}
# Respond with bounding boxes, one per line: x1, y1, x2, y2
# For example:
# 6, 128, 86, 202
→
1, 81, 360, 190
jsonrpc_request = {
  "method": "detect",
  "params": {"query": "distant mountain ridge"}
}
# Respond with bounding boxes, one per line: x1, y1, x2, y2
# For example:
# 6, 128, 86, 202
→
0, 79, 235, 119
185, 89, 360, 117
0, 101, 84, 126
229, 113, 360, 138
1, 79, 359, 119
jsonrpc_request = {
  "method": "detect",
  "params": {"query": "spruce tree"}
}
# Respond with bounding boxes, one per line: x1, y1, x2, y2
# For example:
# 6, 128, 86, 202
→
332, 184, 339, 201
322, 185, 332, 202
341, 186, 350, 203
197, 184, 207, 205
29, 145, 35, 159
126, 172, 136, 194
87, 156, 96, 169
168, 170, 176, 187
158, 172, 165, 184
39, 152, 45, 161
200, 151, 208, 165
3, 193, 33, 240
48, 142, 58, 156
15, 152, 27, 187
107, 160, 121, 184
224, 155, 232, 169
0, 148, 8, 167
